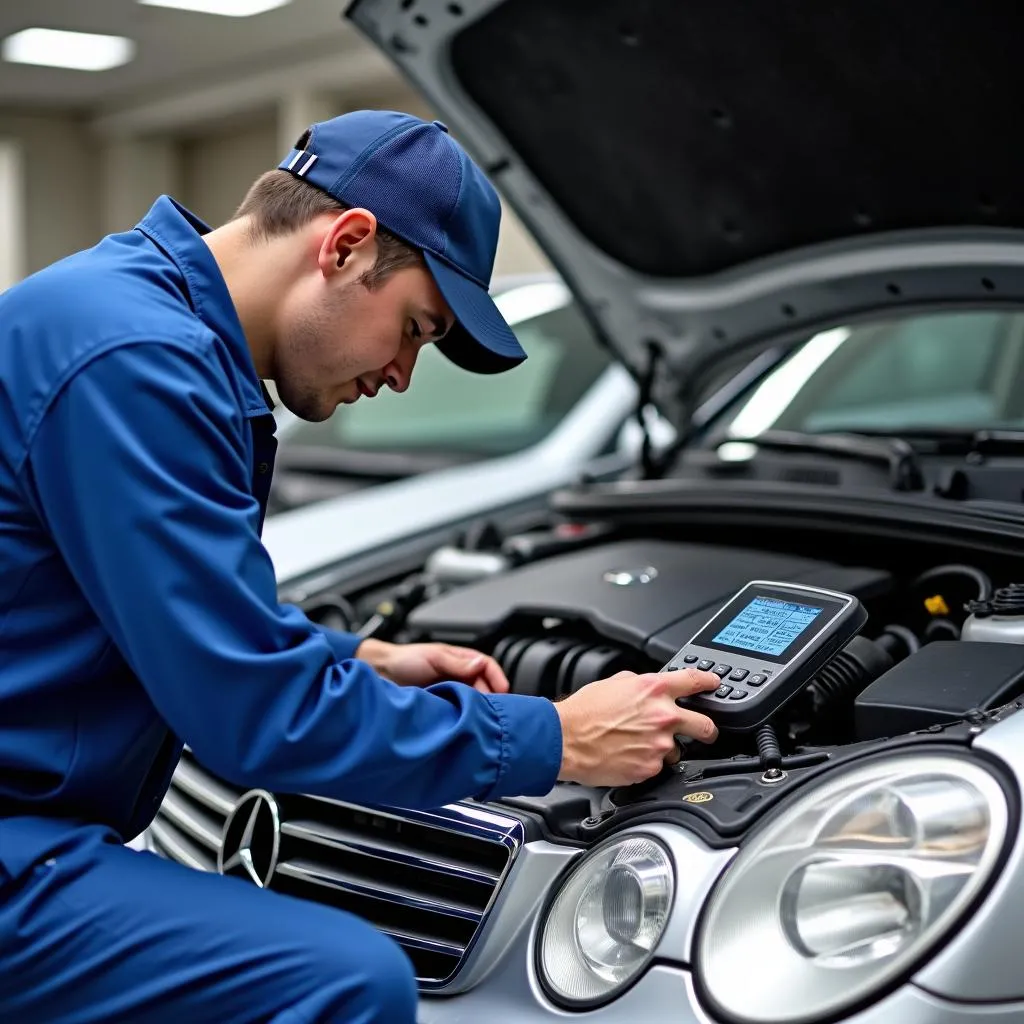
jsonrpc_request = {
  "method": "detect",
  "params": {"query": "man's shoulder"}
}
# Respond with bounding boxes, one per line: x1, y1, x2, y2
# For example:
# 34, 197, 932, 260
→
2, 229, 210, 352
0, 234, 228, 463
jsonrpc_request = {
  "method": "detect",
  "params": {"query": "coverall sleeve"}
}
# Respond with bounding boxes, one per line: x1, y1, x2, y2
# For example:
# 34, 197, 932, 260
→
304, 621, 362, 663
23, 338, 562, 807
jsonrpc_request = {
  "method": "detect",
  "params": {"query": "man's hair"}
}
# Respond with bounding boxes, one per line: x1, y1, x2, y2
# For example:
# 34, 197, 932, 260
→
233, 133, 424, 289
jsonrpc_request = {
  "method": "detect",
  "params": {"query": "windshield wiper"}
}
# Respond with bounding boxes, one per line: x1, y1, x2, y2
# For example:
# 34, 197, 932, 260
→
723, 429, 925, 491
818, 427, 1024, 457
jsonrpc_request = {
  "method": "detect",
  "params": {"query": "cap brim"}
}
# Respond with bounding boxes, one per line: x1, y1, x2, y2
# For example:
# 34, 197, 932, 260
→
424, 251, 527, 375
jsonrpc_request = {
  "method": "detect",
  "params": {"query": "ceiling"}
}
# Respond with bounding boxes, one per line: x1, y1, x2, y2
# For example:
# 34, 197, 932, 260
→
0, 0, 375, 114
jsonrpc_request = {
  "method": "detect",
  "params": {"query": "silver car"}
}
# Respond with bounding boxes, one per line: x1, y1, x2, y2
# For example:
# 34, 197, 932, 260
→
145, 2, 1024, 1022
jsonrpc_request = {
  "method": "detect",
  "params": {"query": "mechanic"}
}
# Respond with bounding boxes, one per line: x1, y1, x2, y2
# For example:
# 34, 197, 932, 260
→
0, 110, 721, 1023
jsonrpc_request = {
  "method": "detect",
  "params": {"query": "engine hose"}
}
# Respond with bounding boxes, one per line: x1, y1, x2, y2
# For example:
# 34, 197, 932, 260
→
301, 595, 357, 633
911, 563, 993, 603
756, 724, 782, 772
924, 618, 960, 641
876, 624, 921, 660
356, 576, 429, 639
807, 635, 894, 715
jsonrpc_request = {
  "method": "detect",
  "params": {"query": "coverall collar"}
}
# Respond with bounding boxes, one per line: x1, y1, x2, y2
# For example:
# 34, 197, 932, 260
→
136, 195, 270, 419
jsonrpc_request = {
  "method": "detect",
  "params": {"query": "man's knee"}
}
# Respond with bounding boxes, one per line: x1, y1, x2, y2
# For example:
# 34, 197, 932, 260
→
316, 924, 417, 1024
360, 932, 418, 1023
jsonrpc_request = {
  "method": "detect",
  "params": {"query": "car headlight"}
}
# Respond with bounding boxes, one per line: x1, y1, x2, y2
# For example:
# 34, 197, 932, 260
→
697, 754, 1010, 1023
538, 835, 674, 1007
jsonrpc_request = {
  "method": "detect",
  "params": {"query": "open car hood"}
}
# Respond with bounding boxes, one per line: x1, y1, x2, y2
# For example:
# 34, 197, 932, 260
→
345, 0, 1024, 425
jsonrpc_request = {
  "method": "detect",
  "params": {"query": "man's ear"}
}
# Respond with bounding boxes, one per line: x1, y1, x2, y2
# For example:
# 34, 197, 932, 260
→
318, 208, 378, 279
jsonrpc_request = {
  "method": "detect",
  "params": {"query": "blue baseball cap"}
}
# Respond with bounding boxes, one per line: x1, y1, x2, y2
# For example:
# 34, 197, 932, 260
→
277, 109, 526, 375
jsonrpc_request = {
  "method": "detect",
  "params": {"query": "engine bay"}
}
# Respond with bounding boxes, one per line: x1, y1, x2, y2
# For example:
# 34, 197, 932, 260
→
297, 520, 1024, 845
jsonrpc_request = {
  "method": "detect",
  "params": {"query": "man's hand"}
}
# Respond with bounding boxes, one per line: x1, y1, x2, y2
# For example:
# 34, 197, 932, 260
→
553, 668, 720, 787
357, 638, 510, 694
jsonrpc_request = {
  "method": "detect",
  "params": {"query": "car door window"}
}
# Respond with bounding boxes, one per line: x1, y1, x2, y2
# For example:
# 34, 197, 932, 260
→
718, 310, 1024, 436
801, 313, 1006, 430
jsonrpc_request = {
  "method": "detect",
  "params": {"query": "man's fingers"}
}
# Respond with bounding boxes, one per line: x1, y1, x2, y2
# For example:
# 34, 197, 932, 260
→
437, 648, 509, 694
477, 655, 510, 694
659, 670, 720, 742
439, 648, 482, 672
659, 668, 722, 699
675, 708, 719, 744
459, 653, 509, 694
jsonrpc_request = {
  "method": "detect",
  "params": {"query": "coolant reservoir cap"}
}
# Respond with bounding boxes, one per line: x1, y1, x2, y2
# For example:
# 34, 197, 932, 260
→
966, 583, 1024, 618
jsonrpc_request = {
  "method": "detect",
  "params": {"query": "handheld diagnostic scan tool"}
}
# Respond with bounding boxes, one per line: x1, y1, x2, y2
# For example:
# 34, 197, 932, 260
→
664, 580, 867, 730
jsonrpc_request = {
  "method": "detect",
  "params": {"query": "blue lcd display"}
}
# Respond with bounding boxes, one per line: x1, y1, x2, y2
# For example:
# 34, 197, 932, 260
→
712, 597, 823, 657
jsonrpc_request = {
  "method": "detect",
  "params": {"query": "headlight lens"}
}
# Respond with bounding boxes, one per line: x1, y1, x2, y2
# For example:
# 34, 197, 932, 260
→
698, 754, 1009, 1023
539, 836, 674, 1006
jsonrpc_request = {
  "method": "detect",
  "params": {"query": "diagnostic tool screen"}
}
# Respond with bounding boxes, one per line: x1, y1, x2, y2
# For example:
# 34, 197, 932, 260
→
712, 597, 823, 657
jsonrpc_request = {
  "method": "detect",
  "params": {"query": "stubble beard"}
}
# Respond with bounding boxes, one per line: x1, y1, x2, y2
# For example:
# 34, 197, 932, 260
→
275, 284, 361, 422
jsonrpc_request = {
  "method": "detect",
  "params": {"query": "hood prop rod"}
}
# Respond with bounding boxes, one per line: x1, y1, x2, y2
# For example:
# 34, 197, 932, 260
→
637, 340, 663, 480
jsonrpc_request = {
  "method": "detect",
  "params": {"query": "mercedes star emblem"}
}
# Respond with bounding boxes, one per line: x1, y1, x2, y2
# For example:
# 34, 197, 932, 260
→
603, 565, 659, 586
217, 789, 281, 889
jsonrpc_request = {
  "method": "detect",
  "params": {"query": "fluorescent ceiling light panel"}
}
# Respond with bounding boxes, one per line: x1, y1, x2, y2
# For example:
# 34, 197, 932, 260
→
2, 28, 135, 71
138, 0, 292, 15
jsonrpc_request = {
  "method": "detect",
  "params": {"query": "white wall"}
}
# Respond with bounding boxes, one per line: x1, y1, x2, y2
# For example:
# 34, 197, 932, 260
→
0, 111, 99, 275
0, 138, 24, 291
493, 201, 551, 278
101, 136, 181, 235
179, 111, 280, 228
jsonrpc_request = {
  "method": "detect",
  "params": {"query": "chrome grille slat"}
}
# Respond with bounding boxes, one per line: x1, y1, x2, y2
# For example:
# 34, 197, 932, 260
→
376, 930, 465, 959
159, 789, 222, 851
148, 819, 215, 872
172, 756, 239, 817
152, 751, 522, 986
274, 859, 483, 922
272, 869, 468, 957
280, 819, 499, 886
313, 796, 513, 840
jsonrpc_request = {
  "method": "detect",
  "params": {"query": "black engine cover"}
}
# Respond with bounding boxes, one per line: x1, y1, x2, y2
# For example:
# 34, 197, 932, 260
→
855, 640, 1024, 740
407, 539, 892, 663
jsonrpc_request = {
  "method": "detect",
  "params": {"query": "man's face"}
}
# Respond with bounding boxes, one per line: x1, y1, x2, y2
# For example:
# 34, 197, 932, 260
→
272, 212, 455, 422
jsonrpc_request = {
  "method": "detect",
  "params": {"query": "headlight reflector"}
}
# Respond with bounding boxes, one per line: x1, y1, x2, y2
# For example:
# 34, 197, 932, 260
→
698, 755, 1008, 1023
539, 836, 673, 1005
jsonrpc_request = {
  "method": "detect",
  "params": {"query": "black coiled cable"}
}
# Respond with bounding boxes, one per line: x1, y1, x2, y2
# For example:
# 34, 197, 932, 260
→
756, 724, 782, 772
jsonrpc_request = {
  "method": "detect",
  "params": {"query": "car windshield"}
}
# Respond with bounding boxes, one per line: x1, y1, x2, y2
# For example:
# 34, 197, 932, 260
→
280, 279, 612, 458
713, 309, 1024, 439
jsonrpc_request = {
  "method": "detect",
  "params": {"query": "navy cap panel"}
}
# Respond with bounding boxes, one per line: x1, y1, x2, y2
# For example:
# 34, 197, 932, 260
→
441, 154, 502, 286
309, 110, 416, 186
339, 124, 462, 256
278, 112, 423, 215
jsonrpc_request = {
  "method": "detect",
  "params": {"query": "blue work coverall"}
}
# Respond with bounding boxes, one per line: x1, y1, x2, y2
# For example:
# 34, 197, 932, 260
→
0, 196, 562, 1022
